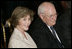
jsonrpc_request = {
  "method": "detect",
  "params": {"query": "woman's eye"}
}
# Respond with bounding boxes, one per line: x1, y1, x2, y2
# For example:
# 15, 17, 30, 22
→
23, 18, 26, 21
29, 18, 31, 20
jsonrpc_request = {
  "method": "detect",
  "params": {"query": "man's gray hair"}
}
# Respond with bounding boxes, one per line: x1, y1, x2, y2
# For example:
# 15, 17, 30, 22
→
38, 2, 54, 16
38, 5, 45, 16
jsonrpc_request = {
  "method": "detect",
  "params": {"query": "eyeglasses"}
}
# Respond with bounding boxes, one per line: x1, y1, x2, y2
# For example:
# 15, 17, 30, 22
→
42, 13, 58, 18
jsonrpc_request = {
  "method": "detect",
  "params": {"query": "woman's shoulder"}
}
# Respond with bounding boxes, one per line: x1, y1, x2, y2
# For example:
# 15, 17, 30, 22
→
9, 28, 23, 40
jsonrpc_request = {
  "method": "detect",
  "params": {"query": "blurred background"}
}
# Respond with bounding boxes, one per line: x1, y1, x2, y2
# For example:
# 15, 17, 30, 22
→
1, 1, 71, 48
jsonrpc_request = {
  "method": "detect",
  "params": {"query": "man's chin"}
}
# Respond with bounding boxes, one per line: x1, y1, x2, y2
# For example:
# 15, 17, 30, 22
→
53, 22, 56, 25
51, 22, 56, 26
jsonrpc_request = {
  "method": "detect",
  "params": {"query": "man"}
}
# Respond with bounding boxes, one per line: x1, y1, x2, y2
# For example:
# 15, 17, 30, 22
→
28, 2, 64, 48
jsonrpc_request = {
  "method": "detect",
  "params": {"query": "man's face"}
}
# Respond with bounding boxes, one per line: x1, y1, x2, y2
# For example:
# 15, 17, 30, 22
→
40, 7, 57, 26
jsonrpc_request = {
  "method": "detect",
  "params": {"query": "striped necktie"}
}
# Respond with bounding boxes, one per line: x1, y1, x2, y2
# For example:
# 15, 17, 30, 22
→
50, 26, 64, 48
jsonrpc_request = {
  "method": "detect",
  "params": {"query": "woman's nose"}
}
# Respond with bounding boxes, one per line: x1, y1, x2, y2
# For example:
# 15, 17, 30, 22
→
26, 20, 30, 25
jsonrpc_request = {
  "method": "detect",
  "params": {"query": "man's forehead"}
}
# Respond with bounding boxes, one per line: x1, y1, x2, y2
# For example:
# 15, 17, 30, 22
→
45, 7, 56, 13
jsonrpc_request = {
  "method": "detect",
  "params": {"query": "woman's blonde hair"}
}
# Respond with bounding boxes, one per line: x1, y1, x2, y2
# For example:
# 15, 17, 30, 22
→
10, 6, 34, 27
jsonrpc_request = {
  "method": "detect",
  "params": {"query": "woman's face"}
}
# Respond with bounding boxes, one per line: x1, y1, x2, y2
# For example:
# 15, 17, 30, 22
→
17, 15, 31, 31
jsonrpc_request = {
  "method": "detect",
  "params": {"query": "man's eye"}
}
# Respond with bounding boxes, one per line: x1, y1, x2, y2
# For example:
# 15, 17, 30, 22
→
50, 15, 53, 17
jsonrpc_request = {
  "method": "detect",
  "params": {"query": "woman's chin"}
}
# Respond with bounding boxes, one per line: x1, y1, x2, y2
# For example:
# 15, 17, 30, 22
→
24, 28, 29, 31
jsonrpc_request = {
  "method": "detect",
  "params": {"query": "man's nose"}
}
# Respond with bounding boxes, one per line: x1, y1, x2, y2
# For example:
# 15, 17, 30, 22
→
53, 15, 57, 20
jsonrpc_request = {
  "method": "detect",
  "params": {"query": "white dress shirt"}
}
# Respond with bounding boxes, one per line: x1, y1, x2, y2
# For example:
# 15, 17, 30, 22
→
8, 28, 37, 48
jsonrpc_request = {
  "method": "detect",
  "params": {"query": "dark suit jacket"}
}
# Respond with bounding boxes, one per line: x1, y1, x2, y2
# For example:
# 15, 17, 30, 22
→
55, 8, 71, 48
28, 16, 64, 48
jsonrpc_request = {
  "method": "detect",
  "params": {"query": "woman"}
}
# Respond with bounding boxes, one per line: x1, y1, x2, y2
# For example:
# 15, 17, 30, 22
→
8, 6, 37, 48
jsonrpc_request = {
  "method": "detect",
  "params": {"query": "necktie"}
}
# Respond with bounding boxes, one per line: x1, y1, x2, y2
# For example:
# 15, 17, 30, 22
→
50, 26, 59, 41
50, 26, 64, 48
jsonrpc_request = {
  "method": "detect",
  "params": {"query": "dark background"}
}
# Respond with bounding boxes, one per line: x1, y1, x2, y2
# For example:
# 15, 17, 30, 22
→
1, 1, 64, 24
1, 1, 71, 48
